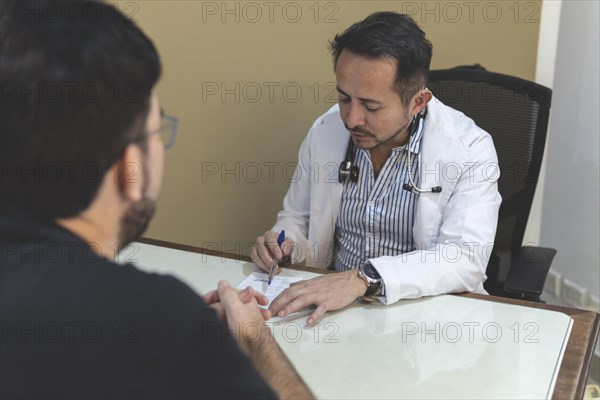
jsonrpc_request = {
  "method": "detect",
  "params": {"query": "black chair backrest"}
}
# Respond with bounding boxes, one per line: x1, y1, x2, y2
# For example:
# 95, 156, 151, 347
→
428, 65, 552, 255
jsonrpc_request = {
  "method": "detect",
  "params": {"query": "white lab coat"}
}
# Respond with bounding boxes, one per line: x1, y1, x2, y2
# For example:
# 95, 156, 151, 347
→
272, 98, 501, 304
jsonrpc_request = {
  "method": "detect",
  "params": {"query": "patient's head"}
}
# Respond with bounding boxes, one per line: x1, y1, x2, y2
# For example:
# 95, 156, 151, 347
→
1, 0, 164, 249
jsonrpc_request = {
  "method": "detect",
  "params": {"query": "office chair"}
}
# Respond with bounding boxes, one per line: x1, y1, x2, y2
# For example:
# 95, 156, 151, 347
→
428, 65, 555, 302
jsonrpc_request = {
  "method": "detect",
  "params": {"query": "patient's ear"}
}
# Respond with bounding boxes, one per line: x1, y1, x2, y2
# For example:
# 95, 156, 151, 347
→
115, 144, 145, 203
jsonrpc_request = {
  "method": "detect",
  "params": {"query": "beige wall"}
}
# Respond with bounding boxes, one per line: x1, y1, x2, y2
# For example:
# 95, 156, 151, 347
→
125, 0, 542, 255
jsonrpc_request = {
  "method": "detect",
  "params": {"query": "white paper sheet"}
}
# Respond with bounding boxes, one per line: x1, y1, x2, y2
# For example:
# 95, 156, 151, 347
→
236, 271, 303, 306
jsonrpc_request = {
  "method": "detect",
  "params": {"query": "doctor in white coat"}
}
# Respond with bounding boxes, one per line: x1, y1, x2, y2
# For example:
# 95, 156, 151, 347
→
251, 12, 501, 326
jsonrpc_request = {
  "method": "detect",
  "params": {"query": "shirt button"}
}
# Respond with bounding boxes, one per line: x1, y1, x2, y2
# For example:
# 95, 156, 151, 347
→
366, 232, 373, 238
368, 201, 375, 207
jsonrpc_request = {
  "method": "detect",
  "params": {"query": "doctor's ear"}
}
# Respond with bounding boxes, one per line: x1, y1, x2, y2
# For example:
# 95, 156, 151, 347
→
410, 88, 433, 114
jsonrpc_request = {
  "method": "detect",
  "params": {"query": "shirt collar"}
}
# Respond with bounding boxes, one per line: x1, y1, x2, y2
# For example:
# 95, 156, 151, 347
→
391, 119, 424, 155
408, 118, 424, 155
1, 211, 86, 246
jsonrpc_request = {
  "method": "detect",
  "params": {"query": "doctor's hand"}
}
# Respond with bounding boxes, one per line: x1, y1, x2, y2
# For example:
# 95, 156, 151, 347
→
269, 269, 368, 327
251, 230, 294, 273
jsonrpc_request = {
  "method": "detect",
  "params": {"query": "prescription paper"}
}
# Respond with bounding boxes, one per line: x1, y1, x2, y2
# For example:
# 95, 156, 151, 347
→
236, 271, 303, 307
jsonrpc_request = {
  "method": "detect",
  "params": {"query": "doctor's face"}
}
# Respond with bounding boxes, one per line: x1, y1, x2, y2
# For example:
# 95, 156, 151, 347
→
335, 50, 423, 150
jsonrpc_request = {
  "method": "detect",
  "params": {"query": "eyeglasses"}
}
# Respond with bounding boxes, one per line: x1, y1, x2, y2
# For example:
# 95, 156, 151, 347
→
130, 111, 179, 149
153, 113, 179, 149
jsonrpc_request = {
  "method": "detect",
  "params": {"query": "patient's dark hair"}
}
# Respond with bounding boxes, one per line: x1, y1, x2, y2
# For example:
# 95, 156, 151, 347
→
0, 0, 161, 220
329, 12, 432, 104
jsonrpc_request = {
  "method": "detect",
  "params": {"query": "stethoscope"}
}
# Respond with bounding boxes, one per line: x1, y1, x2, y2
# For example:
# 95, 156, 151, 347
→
338, 107, 442, 195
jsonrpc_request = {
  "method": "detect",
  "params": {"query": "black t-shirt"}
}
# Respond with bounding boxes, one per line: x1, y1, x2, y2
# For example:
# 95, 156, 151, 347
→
0, 216, 276, 399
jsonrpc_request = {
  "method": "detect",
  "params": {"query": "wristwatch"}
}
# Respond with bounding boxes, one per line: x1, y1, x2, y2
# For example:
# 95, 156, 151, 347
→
357, 262, 383, 298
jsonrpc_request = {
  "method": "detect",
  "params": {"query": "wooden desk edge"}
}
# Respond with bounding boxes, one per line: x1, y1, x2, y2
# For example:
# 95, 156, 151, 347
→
138, 237, 600, 399
457, 292, 599, 399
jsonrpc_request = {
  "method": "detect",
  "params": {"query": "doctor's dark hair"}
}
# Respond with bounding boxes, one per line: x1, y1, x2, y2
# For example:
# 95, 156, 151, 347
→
0, 0, 161, 220
329, 12, 432, 105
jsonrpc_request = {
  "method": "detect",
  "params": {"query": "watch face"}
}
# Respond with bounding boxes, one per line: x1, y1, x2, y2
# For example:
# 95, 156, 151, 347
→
363, 264, 381, 281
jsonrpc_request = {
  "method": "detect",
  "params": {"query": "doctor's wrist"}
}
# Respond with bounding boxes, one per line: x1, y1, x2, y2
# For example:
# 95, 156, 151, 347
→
357, 262, 383, 300
345, 269, 368, 297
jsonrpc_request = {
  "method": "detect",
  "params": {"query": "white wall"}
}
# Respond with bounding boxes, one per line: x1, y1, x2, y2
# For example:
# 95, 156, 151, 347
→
539, 0, 600, 298
525, 0, 562, 246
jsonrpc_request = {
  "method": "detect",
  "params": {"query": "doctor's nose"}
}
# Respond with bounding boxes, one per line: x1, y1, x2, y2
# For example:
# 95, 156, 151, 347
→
344, 103, 366, 129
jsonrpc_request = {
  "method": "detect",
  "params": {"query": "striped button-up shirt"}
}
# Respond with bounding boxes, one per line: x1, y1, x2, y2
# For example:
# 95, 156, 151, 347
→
334, 126, 423, 272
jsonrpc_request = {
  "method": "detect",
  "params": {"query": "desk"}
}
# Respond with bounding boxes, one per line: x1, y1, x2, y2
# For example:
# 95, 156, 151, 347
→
132, 238, 599, 399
